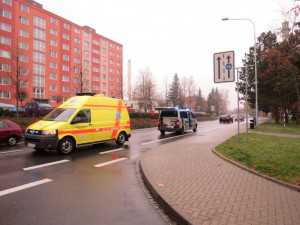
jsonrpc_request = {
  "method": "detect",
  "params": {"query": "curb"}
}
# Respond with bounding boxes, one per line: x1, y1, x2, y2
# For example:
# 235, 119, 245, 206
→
140, 159, 195, 225
212, 148, 300, 193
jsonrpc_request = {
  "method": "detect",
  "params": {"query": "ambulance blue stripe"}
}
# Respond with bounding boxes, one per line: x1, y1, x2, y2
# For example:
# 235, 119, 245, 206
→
77, 139, 115, 146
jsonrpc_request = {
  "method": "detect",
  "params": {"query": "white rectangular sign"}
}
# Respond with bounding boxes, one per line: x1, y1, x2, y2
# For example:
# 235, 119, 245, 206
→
213, 51, 235, 83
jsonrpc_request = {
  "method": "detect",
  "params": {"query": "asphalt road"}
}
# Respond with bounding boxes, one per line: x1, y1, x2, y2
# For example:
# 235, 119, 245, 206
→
0, 120, 243, 225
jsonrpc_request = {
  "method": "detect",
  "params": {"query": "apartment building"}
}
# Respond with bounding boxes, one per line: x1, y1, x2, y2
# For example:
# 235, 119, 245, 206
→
0, 0, 123, 107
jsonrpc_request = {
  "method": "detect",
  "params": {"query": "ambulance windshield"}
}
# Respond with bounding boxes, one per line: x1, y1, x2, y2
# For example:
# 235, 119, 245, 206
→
44, 108, 77, 121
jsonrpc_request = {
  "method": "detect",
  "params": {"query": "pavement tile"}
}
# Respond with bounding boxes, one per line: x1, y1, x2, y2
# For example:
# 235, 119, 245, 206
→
140, 120, 300, 224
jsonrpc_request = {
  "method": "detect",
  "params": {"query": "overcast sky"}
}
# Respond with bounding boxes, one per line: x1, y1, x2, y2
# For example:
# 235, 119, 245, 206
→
37, 0, 295, 110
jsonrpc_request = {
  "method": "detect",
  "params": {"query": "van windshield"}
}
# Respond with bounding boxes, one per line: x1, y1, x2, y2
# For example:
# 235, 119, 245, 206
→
160, 111, 178, 117
43, 108, 77, 121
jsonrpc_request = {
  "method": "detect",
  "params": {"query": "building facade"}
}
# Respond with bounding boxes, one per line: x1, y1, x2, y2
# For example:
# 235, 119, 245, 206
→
0, 0, 123, 107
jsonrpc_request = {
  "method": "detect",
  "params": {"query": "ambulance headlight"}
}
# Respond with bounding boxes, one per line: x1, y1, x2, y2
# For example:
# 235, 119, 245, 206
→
42, 130, 57, 135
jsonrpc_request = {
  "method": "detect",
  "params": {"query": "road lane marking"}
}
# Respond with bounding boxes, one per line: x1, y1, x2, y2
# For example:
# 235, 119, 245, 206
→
23, 160, 70, 171
94, 158, 127, 168
99, 148, 124, 155
141, 133, 193, 145
0, 150, 25, 154
0, 179, 52, 197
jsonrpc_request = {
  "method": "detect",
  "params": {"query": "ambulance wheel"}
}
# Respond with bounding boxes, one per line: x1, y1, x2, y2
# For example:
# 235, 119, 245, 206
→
160, 130, 165, 135
57, 137, 74, 155
116, 132, 126, 145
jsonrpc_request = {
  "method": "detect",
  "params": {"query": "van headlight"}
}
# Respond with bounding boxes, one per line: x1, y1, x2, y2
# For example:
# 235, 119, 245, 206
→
42, 130, 57, 135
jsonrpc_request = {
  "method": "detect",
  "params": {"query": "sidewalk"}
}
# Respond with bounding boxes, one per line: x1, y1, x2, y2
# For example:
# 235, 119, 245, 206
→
140, 123, 300, 225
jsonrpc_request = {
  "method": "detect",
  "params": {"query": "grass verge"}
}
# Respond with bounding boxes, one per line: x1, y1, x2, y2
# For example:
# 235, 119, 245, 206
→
215, 133, 300, 185
257, 119, 300, 135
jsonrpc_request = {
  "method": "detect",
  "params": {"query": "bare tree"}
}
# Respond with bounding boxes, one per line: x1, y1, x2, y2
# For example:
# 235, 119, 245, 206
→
132, 66, 157, 112
0, 39, 31, 118
186, 76, 197, 109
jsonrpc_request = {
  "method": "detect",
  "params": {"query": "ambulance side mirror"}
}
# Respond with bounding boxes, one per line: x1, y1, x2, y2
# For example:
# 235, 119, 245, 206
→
71, 116, 82, 124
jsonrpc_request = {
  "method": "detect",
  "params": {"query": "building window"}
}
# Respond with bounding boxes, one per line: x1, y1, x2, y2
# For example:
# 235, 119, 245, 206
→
92, 76, 99, 81
50, 72, 57, 80
74, 27, 80, 34
74, 67, 80, 74
63, 22, 70, 30
50, 50, 57, 58
117, 46, 121, 51
1, 0, 12, 6
33, 76, 45, 87
19, 54, 28, 62
62, 75, 69, 82
84, 50, 89, 57
109, 84, 114, 89
20, 3, 29, 13
92, 67, 100, 72
102, 48, 106, 54
20, 80, 28, 88
1, 9, 11, 19
50, 39, 57, 46
50, 62, 57, 69
92, 57, 99, 64
63, 97, 68, 102
84, 32, 90, 38
74, 37, 80, 44
50, 17, 57, 25
102, 65, 106, 71
49, 84, 57, 91
92, 48, 99, 54
33, 63, 45, 75
74, 47, 80, 54
73, 88, 79, 93
33, 88, 45, 99
0, 77, 10, 85
109, 68, 114, 72
33, 52, 45, 63
19, 67, 28, 75
117, 86, 121, 90
0, 91, 10, 99
110, 93, 114, 98
109, 51, 114, 56
110, 76, 114, 81
92, 85, 99, 90
102, 39, 107, 45
50, 95, 57, 102
84, 60, 89, 66
19, 29, 29, 38
0, 49, 10, 58
110, 59, 114, 64
102, 74, 106, 79
84, 41, 90, 47
110, 43, 114, 48
62, 54, 69, 61
62, 86, 69, 92
63, 33, 69, 40
84, 69, 89, 75
0, 22, 11, 32
0, 63, 10, 72
50, 28, 57, 36
62, 43, 69, 50
33, 39, 45, 52
62, 65, 69, 71
19, 16, 29, 25
0, 36, 10, 45
92, 39, 99, 45
117, 53, 121, 58
102, 83, 107, 88
74, 57, 80, 64
33, 16, 46, 29
117, 69, 121, 74
33, 28, 46, 40
73, 77, 79, 83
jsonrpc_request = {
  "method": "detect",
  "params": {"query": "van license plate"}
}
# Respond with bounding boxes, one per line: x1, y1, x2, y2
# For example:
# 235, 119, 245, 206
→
27, 143, 35, 147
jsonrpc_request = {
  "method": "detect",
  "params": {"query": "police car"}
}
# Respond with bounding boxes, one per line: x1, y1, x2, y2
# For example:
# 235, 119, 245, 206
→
155, 107, 197, 135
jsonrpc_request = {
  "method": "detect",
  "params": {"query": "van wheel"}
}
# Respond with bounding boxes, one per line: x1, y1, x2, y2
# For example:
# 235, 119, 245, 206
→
193, 125, 197, 132
6, 136, 18, 146
57, 137, 74, 155
160, 130, 165, 135
116, 132, 126, 145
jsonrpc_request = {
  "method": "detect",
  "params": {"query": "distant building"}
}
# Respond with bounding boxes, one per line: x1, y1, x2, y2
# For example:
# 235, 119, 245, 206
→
0, 0, 123, 106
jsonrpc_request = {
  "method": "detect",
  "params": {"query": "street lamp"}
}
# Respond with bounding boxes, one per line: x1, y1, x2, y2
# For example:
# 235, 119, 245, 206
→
222, 17, 258, 128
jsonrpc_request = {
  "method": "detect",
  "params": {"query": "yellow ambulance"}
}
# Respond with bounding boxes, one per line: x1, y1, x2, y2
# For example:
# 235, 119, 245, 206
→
25, 93, 131, 154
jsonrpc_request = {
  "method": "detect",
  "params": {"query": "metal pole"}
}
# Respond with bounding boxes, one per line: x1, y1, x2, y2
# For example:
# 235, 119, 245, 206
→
237, 68, 240, 143
245, 67, 248, 142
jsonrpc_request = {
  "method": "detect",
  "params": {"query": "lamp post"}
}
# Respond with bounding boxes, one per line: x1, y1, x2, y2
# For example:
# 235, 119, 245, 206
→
222, 17, 258, 128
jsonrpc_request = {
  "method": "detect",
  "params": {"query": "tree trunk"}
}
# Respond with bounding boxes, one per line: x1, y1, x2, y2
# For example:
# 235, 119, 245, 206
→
284, 108, 289, 124
273, 108, 280, 124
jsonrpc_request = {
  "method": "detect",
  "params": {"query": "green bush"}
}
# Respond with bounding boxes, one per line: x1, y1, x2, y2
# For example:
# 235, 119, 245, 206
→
0, 108, 15, 117
129, 112, 159, 119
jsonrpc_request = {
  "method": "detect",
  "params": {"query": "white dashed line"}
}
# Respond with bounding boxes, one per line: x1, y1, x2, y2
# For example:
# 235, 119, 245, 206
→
23, 160, 70, 171
0, 179, 52, 197
141, 133, 193, 145
99, 148, 124, 155
94, 158, 127, 168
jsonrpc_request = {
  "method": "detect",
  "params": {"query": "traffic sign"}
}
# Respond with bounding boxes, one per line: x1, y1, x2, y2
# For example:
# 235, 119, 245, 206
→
213, 51, 235, 83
